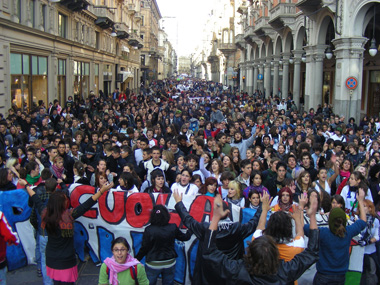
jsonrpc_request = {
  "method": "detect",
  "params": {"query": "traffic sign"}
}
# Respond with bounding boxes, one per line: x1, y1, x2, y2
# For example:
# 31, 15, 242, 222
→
345, 77, 358, 90
258, 74, 263, 80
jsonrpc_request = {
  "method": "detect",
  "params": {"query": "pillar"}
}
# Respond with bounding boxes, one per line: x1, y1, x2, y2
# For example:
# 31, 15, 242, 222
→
333, 37, 367, 121
258, 60, 264, 94
247, 62, 253, 94
273, 56, 279, 98
253, 65, 258, 94
292, 50, 303, 111
264, 58, 271, 98
282, 54, 290, 99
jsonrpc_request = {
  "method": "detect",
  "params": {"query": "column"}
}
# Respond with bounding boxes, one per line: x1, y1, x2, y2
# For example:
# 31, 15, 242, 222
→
311, 46, 325, 111
253, 65, 258, 94
48, 53, 58, 102
292, 50, 303, 111
247, 62, 253, 94
333, 37, 367, 121
264, 58, 271, 98
239, 63, 245, 91
273, 56, 279, 98
281, 54, 290, 99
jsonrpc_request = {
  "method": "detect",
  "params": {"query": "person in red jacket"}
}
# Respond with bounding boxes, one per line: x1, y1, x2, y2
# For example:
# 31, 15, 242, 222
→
0, 210, 19, 283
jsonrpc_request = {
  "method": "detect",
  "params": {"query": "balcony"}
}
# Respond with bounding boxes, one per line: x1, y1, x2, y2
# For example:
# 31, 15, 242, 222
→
244, 25, 258, 45
218, 41, 237, 55
115, 22, 130, 39
296, 0, 323, 15
60, 0, 89, 12
128, 3, 137, 15
135, 12, 142, 22
93, 6, 115, 29
235, 34, 246, 50
128, 32, 142, 47
269, 3, 296, 29
237, 1, 248, 15
254, 16, 272, 38
149, 47, 157, 55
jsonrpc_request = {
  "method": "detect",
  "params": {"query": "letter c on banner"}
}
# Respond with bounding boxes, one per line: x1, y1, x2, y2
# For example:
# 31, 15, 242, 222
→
125, 193, 153, 228
71, 185, 97, 219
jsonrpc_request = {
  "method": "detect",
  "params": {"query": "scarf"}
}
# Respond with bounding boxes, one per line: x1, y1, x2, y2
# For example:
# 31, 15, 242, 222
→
278, 187, 293, 212
204, 129, 212, 138
52, 165, 64, 179
359, 214, 375, 245
250, 203, 260, 210
26, 173, 40, 186
340, 170, 351, 179
104, 255, 140, 285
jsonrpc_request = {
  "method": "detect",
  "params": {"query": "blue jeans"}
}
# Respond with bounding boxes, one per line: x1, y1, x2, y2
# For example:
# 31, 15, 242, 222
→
0, 267, 6, 285
34, 229, 41, 271
39, 235, 53, 285
313, 272, 345, 285
145, 264, 176, 285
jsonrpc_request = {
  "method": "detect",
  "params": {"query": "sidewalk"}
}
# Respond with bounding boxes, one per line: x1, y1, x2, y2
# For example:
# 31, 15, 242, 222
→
7, 258, 100, 284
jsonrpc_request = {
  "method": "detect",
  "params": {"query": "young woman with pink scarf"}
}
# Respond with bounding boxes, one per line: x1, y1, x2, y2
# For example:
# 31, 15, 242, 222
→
99, 237, 148, 285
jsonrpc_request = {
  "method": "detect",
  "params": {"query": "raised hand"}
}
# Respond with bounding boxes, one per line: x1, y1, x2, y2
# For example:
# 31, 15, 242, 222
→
298, 193, 308, 210
213, 195, 230, 220
173, 189, 183, 203
260, 192, 273, 212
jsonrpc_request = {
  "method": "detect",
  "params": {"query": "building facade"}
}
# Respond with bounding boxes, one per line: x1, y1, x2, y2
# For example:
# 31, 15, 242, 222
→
140, 0, 161, 85
235, 0, 380, 120
0, 0, 149, 114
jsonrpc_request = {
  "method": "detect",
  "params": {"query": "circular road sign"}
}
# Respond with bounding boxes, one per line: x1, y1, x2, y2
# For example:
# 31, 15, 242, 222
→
345, 77, 358, 90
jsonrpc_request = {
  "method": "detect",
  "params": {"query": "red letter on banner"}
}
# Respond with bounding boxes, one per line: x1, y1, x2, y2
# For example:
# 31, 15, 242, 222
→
98, 191, 125, 224
70, 185, 97, 219
125, 193, 153, 228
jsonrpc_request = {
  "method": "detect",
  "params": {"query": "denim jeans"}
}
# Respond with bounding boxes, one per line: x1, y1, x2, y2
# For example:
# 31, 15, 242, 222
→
39, 235, 53, 285
313, 272, 346, 285
145, 264, 176, 285
0, 267, 6, 285
34, 229, 41, 271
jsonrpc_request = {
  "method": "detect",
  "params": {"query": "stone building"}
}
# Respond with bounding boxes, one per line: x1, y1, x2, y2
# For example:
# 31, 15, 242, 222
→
236, 0, 380, 120
0, 0, 148, 114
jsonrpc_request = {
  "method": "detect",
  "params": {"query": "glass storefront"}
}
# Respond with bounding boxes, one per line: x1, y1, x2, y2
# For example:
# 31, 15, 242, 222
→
103, 64, 112, 97
11, 53, 48, 111
58, 59, 66, 105
74, 61, 90, 100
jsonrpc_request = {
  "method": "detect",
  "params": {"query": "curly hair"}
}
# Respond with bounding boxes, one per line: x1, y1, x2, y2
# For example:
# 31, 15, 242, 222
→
149, 205, 170, 227
244, 235, 280, 276
263, 211, 293, 244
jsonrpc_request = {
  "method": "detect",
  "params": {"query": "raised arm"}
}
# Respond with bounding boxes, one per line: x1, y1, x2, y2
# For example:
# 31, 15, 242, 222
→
173, 190, 206, 239
357, 188, 367, 223
255, 192, 272, 231
199, 156, 211, 178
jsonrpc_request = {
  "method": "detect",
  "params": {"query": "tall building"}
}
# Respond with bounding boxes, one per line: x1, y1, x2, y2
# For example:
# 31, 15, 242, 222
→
235, 0, 380, 120
140, 0, 161, 85
0, 0, 146, 113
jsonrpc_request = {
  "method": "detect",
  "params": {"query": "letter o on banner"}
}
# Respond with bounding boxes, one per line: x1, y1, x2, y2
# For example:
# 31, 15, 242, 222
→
125, 193, 153, 228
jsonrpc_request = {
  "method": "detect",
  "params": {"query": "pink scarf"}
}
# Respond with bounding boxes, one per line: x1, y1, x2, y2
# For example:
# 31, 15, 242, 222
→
104, 255, 140, 285
340, 170, 351, 178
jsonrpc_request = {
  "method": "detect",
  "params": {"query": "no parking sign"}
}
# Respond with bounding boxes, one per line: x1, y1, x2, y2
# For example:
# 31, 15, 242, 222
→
345, 77, 358, 90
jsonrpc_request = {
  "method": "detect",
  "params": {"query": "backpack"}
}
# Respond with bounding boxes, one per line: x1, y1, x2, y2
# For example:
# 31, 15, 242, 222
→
106, 264, 139, 285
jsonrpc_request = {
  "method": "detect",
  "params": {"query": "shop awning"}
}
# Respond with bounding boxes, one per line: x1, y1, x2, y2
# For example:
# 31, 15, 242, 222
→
119, 71, 134, 82
122, 46, 130, 53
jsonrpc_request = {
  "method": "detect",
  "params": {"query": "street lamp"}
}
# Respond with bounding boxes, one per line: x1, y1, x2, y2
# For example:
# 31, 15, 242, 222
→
369, 6, 377, 57
279, 56, 283, 65
301, 52, 306, 63
111, 27, 117, 37
289, 54, 294, 64
325, 46, 333, 59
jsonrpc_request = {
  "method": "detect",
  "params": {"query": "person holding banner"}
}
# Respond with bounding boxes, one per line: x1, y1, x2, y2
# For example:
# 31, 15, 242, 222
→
136, 205, 192, 285
20, 179, 114, 285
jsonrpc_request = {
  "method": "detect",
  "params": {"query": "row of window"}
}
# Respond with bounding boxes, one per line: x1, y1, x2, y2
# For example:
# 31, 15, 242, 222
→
10, 53, 104, 110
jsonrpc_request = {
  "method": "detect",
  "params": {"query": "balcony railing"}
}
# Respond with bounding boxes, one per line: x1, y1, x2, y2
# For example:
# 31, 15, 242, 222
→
270, 3, 296, 20
93, 6, 115, 21
254, 16, 269, 31
128, 3, 137, 14
135, 12, 142, 22
115, 22, 130, 39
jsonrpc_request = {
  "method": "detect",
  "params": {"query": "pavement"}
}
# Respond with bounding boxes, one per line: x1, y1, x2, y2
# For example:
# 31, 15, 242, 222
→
7, 257, 100, 285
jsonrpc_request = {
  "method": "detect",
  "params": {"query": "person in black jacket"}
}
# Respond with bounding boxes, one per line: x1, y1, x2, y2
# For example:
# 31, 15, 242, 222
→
172, 190, 262, 285
136, 204, 192, 285
202, 194, 319, 285
0, 168, 17, 191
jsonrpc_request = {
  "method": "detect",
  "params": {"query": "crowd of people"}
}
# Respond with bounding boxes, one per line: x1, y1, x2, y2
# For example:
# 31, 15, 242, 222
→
0, 78, 380, 284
